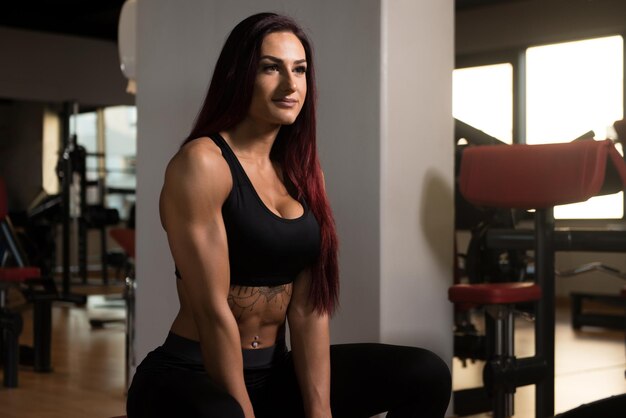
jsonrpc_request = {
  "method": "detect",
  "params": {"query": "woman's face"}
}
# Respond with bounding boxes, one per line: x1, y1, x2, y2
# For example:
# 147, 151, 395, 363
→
248, 31, 307, 127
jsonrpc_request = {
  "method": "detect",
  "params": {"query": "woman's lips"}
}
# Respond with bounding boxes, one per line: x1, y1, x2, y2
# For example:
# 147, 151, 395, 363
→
272, 98, 298, 108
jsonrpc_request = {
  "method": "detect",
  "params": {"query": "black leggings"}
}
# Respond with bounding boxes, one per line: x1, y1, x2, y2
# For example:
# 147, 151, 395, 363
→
127, 333, 451, 418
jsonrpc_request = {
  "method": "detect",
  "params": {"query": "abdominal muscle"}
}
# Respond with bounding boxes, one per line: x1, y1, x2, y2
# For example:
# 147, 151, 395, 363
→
170, 280, 293, 350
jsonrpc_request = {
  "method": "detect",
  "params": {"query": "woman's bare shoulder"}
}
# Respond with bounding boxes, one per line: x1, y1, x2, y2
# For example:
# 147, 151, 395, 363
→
167, 137, 219, 170
165, 137, 231, 190
159, 137, 232, 228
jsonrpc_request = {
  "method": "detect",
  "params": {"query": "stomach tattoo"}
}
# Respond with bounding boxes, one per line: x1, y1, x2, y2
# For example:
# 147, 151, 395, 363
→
227, 284, 293, 321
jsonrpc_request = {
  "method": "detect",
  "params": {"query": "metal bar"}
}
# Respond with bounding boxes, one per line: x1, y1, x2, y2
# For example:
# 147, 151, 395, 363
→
622, 30, 626, 221
57, 102, 87, 306
486, 229, 626, 252
61, 102, 72, 296
453, 387, 492, 416
0, 221, 25, 266
505, 309, 515, 417
535, 208, 555, 418
493, 311, 505, 418
33, 299, 52, 372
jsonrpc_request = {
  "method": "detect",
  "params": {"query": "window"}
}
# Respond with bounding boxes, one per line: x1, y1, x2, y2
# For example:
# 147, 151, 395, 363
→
526, 36, 624, 219
103, 106, 137, 221
42, 108, 60, 195
70, 106, 136, 221
454, 35, 625, 219
453, 63, 514, 144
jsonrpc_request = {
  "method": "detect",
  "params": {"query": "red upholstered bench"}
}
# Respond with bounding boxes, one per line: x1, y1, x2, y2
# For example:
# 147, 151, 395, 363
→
449, 282, 541, 305
450, 139, 626, 418
449, 281, 542, 417
0, 261, 54, 389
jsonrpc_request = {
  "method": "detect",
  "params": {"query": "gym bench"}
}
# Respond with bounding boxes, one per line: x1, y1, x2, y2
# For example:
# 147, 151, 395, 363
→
449, 139, 626, 417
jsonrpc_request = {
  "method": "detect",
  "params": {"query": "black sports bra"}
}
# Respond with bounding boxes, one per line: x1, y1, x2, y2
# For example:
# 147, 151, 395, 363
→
174, 133, 321, 286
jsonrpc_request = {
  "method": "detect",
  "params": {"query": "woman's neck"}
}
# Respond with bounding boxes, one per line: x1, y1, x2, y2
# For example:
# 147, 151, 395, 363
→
223, 118, 280, 161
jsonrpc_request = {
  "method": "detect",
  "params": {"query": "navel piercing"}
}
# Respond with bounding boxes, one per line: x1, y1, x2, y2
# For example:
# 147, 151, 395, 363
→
251, 336, 260, 349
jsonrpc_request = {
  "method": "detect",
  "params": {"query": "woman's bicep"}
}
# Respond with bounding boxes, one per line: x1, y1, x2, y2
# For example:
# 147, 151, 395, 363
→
160, 145, 233, 318
165, 216, 230, 313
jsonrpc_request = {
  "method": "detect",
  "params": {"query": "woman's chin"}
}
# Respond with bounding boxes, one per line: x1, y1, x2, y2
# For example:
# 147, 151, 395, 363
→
272, 109, 301, 125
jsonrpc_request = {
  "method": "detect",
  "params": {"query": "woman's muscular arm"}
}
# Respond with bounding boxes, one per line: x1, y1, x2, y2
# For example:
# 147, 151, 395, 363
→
287, 269, 332, 418
160, 139, 255, 418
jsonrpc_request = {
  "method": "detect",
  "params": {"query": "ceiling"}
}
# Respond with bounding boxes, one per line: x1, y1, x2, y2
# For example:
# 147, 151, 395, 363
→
0, 0, 126, 42
0, 0, 521, 43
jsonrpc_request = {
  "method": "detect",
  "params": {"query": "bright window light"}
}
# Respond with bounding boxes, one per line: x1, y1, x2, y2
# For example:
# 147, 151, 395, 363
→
69, 106, 137, 221
42, 109, 60, 195
453, 63, 513, 144
526, 35, 624, 219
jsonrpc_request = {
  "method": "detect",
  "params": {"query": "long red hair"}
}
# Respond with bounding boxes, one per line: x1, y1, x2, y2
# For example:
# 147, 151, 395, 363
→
182, 13, 339, 315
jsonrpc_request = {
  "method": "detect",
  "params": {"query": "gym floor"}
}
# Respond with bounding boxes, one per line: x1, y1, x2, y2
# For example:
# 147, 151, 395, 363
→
0, 289, 624, 417
0, 282, 127, 418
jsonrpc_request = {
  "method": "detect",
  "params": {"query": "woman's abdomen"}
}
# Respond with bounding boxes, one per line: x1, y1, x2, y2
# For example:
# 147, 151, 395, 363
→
228, 284, 292, 349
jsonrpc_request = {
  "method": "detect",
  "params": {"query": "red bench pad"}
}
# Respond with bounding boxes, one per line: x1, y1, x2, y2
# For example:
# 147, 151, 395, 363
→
110, 228, 135, 259
449, 282, 542, 305
0, 267, 42, 283
459, 140, 626, 209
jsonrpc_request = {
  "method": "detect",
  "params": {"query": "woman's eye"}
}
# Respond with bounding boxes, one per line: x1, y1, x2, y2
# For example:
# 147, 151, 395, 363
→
294, 66, 307, 74
263, 64, 280, 72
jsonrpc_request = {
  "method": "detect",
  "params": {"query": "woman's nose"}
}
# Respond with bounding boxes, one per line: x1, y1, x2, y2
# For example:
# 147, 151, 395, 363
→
281, 73, 297, 92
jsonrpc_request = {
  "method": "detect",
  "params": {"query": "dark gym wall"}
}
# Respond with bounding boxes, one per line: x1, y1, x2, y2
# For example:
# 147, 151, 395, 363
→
456, 0, 626, 55
0, 101, 45, 211
0, 26, 132, 106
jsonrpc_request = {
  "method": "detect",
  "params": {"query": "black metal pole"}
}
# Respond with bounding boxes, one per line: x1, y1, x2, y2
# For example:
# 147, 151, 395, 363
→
77, 146, 88, 284
60, 102, 72, 297
33, 299, 52, 372
535, 207, 555, 418
486, 229, 626, 252
58, 102, 87, 305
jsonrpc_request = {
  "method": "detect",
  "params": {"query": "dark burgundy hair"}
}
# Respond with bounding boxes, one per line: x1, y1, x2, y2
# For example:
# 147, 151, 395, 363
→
182, 13, 339, 315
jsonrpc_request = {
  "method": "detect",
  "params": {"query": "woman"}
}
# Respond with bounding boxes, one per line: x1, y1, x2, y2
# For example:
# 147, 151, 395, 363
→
127, 12, 451, 418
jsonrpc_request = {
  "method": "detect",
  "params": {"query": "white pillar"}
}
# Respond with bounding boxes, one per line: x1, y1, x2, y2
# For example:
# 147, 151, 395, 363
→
380, 0, 454, 357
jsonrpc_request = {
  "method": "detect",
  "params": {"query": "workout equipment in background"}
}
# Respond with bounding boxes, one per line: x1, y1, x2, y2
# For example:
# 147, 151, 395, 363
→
92, 225, 135, 390
556, 262, 626, 330
451, 136, 626, 418
56, 102, 122, 298
562, 119, 626, 333
57, 102, 89, 304
89, 204, 136, 391
453, 120, 532, 368
0, 177, 57, 387
476, 121, 626, 336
